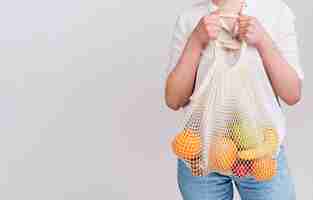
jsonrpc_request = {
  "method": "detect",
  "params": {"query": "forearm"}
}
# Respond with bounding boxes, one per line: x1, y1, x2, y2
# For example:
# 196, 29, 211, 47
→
256, 33, 302, 105
165, 34, 203, 110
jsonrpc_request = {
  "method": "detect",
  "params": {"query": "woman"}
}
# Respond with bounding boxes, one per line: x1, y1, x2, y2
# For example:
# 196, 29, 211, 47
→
164, 0, 304, 199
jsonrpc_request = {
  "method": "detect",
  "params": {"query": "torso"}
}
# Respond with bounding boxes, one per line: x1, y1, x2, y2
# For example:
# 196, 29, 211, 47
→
179, 0, 288, 146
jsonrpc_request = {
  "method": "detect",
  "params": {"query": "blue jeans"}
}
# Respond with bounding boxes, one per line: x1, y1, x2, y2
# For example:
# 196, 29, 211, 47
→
177, 146, 296, 200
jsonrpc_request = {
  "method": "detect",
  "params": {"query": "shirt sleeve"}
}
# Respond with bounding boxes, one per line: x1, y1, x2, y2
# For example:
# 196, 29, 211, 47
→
274, 3, 304, 80
165, 13, 190, 77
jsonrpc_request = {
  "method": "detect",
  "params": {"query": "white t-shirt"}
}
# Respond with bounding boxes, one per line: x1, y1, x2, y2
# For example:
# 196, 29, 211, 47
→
165, 0, 304, 145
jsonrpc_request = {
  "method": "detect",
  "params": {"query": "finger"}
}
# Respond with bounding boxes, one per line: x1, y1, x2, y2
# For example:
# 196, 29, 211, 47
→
238, 19, 251, 29
239, 28, 248, 35
204, 17, 220, 25
238, 18, 250, 24
239, 19, 250, 27
206, 13, 219, 22
238, 23, 249, 29
238, 28, 248, 39
239, 32, 248, 41
239, 21, 249, 29
238, 21, 248, 28
210, 15, 221, 23
238, 29, 248, 38
206, 20, 222, 26
238, 15, 250, 21
238, 27, 247, 37
204, 13, 219, 20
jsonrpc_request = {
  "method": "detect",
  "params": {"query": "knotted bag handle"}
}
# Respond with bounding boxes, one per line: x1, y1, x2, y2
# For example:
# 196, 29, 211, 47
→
189, 39, 247, 103
189, 0, 247, 103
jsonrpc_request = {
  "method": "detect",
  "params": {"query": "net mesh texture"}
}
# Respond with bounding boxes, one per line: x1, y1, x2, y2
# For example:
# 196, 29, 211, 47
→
171, 38, 280, 181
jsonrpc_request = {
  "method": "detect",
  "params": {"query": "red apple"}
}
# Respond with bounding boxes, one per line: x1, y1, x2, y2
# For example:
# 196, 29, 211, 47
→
232, 161, 251, 177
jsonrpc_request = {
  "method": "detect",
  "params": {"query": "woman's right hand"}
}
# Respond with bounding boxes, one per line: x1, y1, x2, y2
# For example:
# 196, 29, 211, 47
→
192, 11, 222, 49
165, 12, 222, 110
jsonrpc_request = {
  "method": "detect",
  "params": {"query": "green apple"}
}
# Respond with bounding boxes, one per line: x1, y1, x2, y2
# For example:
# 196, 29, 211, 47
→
228, 120, 260, 150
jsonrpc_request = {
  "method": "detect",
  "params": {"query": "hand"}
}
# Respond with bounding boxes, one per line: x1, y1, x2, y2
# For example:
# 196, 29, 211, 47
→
192, 11, 222, 49
237, 15, 270, 48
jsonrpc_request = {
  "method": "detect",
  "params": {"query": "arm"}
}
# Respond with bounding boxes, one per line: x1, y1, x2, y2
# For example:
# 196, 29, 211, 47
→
165, 33, 203, 110
256, 33, 302, 105
165, 12, 221, 110
238, 8, 303, 105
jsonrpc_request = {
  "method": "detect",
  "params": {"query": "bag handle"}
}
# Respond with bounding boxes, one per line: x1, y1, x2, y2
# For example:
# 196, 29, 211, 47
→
189, 39, 247, 103
189, 1, 247, 103
216, 0, 247, 37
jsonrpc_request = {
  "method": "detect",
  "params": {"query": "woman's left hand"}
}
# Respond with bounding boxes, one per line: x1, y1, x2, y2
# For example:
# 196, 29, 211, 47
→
237, 15, 269, 49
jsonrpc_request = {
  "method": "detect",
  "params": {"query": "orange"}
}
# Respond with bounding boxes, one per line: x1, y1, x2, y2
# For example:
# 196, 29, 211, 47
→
251, 158, 277, 181
171, 129, 201, 160
209, 136, 238, 171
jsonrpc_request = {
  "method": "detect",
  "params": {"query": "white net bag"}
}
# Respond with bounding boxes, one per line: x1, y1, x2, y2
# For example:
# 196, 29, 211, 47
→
171, 39, 280, 181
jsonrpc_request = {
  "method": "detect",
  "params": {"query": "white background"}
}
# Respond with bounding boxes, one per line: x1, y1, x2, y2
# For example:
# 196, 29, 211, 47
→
0, 0, 311, 199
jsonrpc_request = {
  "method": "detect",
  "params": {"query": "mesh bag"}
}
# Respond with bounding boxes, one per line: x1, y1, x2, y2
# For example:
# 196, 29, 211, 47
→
171, 39, 281, 181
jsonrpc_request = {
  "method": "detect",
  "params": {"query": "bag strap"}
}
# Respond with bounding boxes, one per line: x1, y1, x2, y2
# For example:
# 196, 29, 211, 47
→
189, 39, 247, 103
189, 0, 248, 103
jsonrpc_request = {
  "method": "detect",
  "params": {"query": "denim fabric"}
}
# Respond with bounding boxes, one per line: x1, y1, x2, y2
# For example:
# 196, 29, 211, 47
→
177, 146, 296, 200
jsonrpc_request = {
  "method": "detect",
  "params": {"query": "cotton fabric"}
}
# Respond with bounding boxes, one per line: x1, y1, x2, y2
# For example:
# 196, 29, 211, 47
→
165, 0, 304, 145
